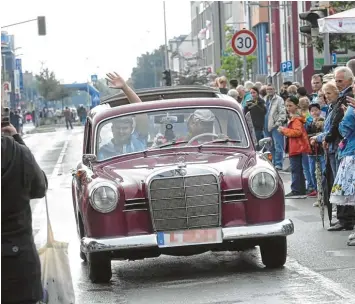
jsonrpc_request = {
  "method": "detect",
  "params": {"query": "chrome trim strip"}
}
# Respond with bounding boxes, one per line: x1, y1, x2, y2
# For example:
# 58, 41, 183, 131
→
221, 188, 243, 192
150, 182, 219, 191
151, 193, 219, 201
124, 202, 148, 206
92, 105, 250, 161
223, 193, 245, 197
81, 219, 294, 253
223, 199, 247, 203
123, 209, 148, 212
152, 203, 218, 211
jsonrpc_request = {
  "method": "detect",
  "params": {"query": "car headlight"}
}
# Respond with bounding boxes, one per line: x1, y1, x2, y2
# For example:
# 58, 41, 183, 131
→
248, 168, 277, 198
89, 182, 119, 213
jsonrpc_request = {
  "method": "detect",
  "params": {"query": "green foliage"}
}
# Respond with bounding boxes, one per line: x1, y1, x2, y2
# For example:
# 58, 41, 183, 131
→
93, 79, 116, 98
35, 68, 70, 102
313, 2, 355, 53
175, 68, 209, 85
218, 25, 256, 82
130, 46, 166, 89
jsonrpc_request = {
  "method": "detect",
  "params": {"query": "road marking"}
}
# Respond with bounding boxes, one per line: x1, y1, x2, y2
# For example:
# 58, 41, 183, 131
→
286, 257, 355, 300
51, 136, 71, 178
33, 135, 72, 248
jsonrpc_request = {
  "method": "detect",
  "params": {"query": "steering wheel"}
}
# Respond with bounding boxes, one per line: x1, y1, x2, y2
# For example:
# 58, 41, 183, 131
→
187, 133, 219, 145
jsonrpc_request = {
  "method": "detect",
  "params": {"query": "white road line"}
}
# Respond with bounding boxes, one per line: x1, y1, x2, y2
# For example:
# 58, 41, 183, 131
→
33, 135, 72, 248
286, 257, 355, 300
51, 137, 71, 178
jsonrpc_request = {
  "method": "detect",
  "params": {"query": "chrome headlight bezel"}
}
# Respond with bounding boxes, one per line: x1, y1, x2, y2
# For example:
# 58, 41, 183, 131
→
88, 181, 119, 213
248, 167, 278, 199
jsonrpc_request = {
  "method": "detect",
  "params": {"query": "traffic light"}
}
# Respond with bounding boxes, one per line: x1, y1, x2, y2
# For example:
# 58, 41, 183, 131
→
299, 8, 327, 36
37, 16, 46, 36
162, 69, 172, 86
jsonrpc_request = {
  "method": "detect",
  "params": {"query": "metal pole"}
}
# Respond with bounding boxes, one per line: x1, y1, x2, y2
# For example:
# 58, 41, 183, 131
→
289, 2, 294, 82
163, 1, 169, 70
268, 1, 273, 77
324, 33, 330, 65
283, 1, 288, 63
243, 1, 248, 82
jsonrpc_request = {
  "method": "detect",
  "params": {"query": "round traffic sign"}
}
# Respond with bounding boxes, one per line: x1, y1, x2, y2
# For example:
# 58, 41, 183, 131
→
231, 29, 257, 56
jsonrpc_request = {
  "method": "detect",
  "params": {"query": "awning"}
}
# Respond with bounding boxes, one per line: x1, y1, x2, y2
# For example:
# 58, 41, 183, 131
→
318, 8, 355, 33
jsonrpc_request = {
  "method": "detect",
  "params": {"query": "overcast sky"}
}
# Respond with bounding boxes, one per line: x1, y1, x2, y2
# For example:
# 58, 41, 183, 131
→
1, 0, 191, 83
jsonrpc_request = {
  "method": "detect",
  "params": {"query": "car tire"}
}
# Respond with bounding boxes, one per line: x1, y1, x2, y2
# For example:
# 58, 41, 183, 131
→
260, 236, 287, 268
88, 253, 112, 283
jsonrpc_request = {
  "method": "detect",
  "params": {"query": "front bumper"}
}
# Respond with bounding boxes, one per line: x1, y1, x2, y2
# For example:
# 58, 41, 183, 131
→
81, 219, 294, 253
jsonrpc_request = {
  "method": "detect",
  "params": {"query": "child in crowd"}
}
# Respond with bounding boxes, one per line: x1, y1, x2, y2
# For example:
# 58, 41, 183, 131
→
306, 103, 326, 203
316, 90, 329, 118
278, 96, 312, 198
299, 97, 316, 195
299, 97, 312, 124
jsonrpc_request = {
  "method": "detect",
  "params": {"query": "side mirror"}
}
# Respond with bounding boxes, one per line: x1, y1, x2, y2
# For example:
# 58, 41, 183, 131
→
82, 154, 97, 167
258, 137, 272, 148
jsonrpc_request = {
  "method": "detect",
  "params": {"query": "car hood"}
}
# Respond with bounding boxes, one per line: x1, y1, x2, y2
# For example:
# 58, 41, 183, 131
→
101, 152, 249, 187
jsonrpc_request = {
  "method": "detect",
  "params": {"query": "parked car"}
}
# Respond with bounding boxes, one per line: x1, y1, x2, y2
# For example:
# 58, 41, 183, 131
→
72, 86, 294, 283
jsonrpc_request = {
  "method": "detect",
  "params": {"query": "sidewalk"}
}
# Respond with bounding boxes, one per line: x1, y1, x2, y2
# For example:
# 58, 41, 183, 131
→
22, 122, 83, 137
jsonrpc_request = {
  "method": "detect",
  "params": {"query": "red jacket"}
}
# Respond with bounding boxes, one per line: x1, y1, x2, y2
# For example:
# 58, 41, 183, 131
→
280, 115, 311, 156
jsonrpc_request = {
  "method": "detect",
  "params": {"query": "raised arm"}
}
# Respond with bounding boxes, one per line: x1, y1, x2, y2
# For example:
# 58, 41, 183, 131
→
106, 72, 148, 137
106, 72, 141, 104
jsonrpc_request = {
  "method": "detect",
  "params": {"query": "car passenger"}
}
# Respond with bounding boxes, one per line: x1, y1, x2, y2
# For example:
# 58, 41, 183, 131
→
98, 117, 147, 160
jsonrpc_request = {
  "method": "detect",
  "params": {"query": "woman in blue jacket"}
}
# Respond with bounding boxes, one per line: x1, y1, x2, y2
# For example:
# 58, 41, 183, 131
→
330, 97, 355, 246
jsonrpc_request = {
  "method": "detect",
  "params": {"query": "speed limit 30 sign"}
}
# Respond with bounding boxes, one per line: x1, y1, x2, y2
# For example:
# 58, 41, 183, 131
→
231, 29, 257, 56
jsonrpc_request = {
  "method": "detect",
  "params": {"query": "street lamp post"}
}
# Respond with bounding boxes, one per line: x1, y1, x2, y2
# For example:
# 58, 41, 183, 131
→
163, 1, 169, 70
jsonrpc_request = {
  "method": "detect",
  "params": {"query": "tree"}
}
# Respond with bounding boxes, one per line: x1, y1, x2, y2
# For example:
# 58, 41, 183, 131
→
312, 2, 355, 53
130, 46, 166, 89
175, 67, 209, 85
93, 79, 116, 98
218, 25, 256, 82
36, 68, 71, 107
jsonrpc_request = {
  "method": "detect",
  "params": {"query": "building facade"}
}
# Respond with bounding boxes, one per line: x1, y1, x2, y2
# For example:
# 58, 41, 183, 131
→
187, 1, 317, 90
1, 31, 17, 108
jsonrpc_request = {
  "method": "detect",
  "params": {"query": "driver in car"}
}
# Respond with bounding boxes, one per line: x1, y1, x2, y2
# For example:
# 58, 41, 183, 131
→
152, 109, 217, 147
185, 109, 216, 144
98, 117, 147, 160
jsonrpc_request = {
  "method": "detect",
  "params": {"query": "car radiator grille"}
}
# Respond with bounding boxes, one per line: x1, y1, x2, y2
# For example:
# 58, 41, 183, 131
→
149, 174, 220, 231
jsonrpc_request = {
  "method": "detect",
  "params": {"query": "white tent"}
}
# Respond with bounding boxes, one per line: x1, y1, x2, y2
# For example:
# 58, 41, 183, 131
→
318, 8, 355, 33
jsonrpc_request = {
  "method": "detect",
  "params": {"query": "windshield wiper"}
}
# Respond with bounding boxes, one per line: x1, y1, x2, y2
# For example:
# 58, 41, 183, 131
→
199, 139, 242, 146
157, 140, 189, 148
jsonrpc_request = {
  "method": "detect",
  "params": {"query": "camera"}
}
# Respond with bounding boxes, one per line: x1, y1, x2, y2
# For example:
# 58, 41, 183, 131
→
2, 107, 10, 127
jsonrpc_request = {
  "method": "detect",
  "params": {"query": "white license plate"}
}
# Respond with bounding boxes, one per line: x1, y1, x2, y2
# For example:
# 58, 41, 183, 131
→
156, 228, 223, 248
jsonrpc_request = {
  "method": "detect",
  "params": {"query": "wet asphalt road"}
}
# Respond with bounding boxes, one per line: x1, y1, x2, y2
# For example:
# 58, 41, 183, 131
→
24, 127, 355, 304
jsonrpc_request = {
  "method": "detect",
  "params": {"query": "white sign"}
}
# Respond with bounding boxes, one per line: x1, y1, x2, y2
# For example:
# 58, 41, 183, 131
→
231, 29, 257, 56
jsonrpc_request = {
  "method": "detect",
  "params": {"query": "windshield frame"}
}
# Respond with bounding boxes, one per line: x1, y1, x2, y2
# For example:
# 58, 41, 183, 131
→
93, 105, 251, 163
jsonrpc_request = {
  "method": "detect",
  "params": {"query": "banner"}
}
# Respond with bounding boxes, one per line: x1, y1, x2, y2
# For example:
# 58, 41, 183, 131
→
15, 58, 24, 91
1, 31, 9, 46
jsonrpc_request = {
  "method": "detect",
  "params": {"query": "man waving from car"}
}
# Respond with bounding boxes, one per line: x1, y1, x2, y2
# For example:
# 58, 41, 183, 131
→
98, 72, 148, 160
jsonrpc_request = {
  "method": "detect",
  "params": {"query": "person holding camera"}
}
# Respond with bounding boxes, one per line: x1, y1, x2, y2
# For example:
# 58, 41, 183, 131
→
244, 86, 267, 148
2, 123, 48, 304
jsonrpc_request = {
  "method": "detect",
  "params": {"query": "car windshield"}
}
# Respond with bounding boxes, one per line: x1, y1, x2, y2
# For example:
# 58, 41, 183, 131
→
96, 107, 248, 161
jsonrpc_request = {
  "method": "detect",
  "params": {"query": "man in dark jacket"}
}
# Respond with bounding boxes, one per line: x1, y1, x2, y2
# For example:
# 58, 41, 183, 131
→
326, 66, 355, 231
2, 123, 48, 303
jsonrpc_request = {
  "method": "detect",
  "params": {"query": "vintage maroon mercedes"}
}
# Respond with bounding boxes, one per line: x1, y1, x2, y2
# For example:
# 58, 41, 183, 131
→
72, 86, 294, 283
